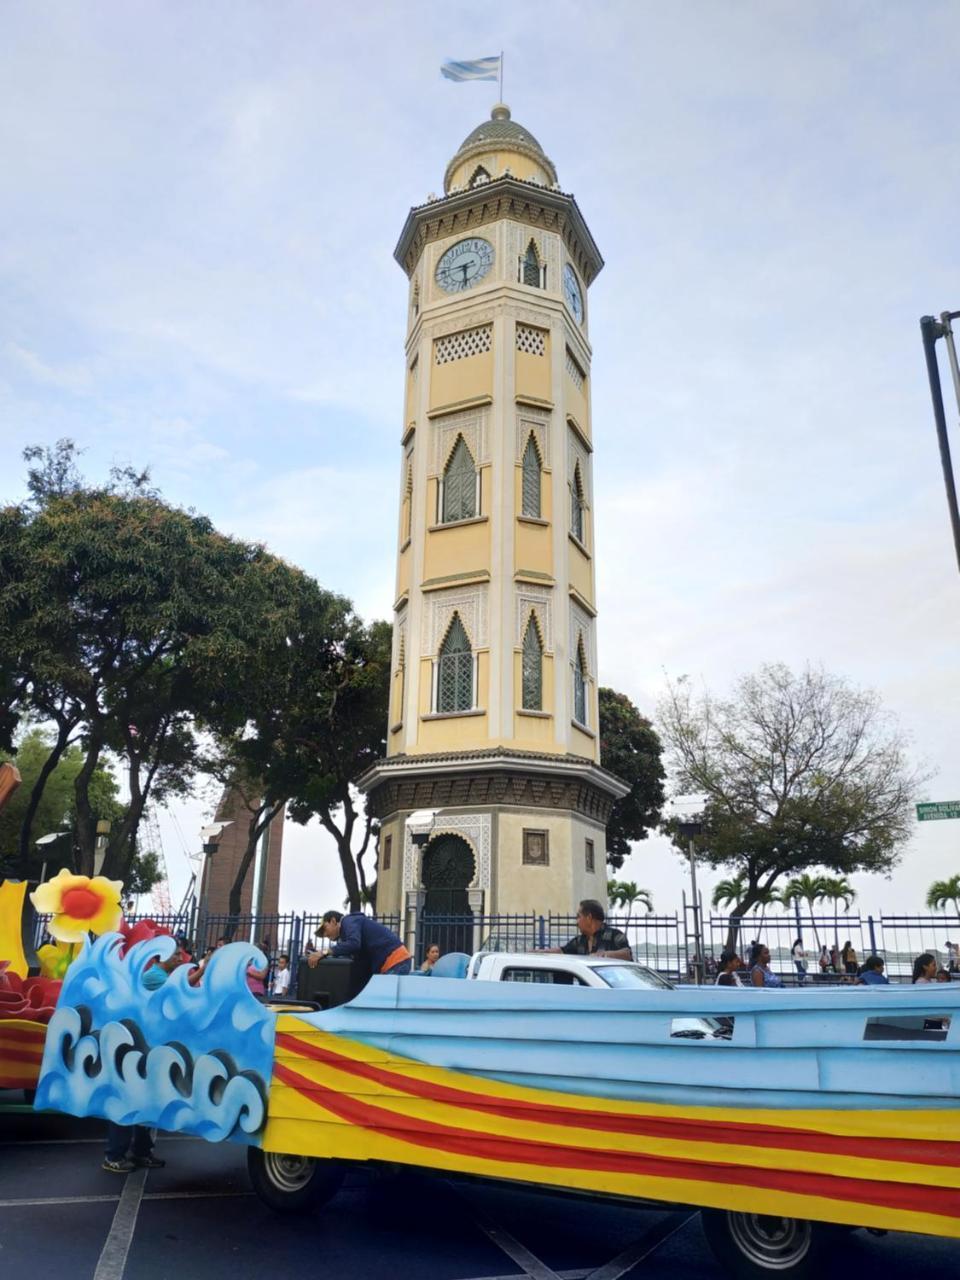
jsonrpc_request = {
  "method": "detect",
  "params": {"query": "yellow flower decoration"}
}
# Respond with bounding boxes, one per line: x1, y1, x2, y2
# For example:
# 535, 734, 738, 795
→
37, 939, 76, 980
30, 869, 123, 943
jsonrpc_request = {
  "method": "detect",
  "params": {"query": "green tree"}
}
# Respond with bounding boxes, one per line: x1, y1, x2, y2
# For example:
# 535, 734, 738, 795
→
820, 875, 856, 949
607, 879, 653, 912
227, 615, 392, 914
659, 664, 923, 931
0, 441, 349, 884
779, 873, 830, 950
926, 875, 960, 923
598, 687, 665, 870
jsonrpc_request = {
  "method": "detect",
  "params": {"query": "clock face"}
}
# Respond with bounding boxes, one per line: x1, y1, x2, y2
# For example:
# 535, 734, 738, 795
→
563, 264, 584, 324
435, 238, 494, 293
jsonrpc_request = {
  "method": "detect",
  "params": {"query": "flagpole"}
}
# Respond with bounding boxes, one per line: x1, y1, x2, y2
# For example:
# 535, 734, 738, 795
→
499, 50, 504, 101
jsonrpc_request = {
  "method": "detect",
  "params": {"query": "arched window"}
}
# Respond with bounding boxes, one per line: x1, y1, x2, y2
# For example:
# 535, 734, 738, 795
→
523, 240, 542, 288
521, 434, 541, 518
573, 637, 588, 726
411, 281, 420, 318
441, 435, 477, 523
437, 615, 473, 713
570, 462, 585, 543
469, 165, 491, 188
521, 615, 543, 711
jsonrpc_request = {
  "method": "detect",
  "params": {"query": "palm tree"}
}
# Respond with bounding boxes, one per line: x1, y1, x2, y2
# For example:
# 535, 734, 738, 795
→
926, 875, 960, 923
608, 880, 653, 913
712, 876, 748, 948
780, 873, 829, 950
820, 876, 856, 949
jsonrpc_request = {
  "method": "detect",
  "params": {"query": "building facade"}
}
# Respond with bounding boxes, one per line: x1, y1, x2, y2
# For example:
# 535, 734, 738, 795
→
358, 105, 627, 933
197, 788, 284, 923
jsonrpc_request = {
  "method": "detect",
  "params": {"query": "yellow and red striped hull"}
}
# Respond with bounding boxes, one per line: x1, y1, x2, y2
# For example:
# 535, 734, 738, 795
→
0, 1018, 46, 1090
264, 1015, 960, 1240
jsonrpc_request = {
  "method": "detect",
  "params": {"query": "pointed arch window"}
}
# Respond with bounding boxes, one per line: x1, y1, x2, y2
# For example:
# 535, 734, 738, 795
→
573, 637, 588, 727
570, 462, 585, 543
521, 434, 541, 518
411, 281, 420, 318
522, 240, 543, 288
437, 615, 473, 713
521, 615, 543, 711
396, 631, 406, 722
441, 435, 478, 524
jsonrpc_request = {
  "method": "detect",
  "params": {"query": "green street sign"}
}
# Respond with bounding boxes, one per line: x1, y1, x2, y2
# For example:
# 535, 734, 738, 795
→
917, 801, 960, 822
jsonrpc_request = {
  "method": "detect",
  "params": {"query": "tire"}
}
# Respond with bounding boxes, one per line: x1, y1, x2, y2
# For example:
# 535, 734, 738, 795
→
247, 1147, 346, 1214
700, 1209, 836, 1278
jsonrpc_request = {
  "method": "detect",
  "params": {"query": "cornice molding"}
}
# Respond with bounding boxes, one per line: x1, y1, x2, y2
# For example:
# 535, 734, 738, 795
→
395, 178, 603, 289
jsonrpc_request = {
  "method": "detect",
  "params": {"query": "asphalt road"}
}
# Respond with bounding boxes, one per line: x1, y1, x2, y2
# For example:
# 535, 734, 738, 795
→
1, 1109, 958, 1280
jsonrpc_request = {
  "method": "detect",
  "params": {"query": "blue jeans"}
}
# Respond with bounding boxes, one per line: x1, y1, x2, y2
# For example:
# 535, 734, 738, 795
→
106, 1122, 153, 1162
385, 958, 412, 975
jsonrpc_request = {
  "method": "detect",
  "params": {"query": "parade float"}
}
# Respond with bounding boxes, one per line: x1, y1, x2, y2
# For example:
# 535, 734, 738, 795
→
6, 894, 955, 1280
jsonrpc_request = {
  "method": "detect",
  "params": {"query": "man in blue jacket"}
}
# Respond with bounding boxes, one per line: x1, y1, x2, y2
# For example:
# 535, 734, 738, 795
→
310, 910, 412, 976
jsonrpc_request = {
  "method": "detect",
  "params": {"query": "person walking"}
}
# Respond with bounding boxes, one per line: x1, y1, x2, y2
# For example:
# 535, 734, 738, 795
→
791, 938, 808, 986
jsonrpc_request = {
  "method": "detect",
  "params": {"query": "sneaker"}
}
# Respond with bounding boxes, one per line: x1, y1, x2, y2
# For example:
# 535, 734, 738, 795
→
133, 1154, 166, 1169
102, 1157, 136, 1173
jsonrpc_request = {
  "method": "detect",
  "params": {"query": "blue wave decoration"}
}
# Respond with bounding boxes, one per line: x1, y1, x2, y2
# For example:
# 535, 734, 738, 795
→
35, 934, 275, 1143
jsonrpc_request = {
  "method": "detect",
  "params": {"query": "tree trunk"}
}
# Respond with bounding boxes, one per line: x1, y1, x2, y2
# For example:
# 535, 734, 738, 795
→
226, 803, 283, 923
17, 719, 72, 876
72, 721, 105, 876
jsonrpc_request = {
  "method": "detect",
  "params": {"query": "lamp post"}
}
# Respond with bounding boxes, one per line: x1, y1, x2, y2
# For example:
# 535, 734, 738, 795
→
920, 311, 960, 573
93, 819, 111, 877
35, 829, 71, 883
670, 796, 707, 986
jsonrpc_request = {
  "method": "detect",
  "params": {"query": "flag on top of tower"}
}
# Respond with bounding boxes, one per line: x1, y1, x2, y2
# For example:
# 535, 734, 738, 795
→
441, 56, 501, 83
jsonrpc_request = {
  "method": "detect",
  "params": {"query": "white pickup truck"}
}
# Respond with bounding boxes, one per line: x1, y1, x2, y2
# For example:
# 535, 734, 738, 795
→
454, 951, 729, 1039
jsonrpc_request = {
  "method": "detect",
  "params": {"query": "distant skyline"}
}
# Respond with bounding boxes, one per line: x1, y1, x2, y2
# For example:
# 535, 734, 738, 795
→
2, 1, 958, 918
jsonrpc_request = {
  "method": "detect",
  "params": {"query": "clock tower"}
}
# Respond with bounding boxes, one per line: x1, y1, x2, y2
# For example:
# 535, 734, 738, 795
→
358, 105, 628, 939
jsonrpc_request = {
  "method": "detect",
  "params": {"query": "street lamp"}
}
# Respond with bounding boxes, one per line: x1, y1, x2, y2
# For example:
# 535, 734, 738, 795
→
920, 310, 960, 573
94, 819, 111, 877
35, 830, 71, 883
197, 821, 233, 918
669, 796, 707, 986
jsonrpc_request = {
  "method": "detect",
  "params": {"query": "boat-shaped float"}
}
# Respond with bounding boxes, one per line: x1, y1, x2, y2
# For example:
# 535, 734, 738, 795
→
30, 933, 960, 1277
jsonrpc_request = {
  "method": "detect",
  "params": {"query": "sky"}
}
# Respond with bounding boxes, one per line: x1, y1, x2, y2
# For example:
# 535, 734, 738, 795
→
2, 1, 959, 924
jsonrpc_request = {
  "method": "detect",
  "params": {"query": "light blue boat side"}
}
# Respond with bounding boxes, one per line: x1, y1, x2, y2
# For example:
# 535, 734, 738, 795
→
305, 975, 960, 1111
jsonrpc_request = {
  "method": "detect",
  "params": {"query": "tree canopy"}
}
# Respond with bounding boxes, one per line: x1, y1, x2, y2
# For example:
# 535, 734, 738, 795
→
659, 663, 924, 924
598, 687, 665, 869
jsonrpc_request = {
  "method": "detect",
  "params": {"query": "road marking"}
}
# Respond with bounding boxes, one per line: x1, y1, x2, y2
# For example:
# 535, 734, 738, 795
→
0, 1189, 253, 1209
468, 1211, 564, 1280
93, 1167, 147, 1280
0, 1194, 120, 1207
584, 1212, 696, 1280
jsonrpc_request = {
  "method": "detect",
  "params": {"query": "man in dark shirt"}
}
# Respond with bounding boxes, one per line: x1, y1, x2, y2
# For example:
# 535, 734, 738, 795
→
544, 899, 633, 960
309, 910, 413, 976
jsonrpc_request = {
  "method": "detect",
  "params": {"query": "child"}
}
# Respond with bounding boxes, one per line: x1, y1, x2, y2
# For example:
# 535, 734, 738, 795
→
270, 953, 291, 997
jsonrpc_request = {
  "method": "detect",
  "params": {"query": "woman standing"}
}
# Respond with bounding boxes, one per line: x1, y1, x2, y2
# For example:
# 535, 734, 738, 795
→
841, 940, 858, 976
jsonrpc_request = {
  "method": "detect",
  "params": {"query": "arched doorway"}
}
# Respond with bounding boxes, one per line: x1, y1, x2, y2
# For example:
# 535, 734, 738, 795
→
421, 833, 475, 959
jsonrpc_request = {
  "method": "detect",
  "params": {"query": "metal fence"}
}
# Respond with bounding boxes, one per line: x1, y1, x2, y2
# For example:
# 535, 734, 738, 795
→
29, 904, 960, 988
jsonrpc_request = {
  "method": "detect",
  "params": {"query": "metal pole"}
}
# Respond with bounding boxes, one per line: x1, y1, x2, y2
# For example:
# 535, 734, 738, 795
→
688, 838, 703, 985
920, 314, 960, 572
940, 311, 960, 416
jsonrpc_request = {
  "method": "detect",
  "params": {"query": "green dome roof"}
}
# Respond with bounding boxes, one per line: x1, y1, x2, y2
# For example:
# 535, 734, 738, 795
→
444, 104, 557, 191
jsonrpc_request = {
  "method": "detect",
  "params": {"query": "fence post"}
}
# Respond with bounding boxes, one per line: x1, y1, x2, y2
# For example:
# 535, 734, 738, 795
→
868, 915, 877, 956
537, 915, 545, 949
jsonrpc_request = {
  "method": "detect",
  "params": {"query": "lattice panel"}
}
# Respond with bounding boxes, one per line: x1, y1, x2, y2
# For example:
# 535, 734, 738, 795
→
567, 429, 590, 504
403, 813, 491, 892
434, 325, 492, 365
565, 348, 585, 390
433, 407, 489, 474
569, 601, 596, 676
515, 410, 548, 464
424, 585, 489, 655
516, 324, 546, 356
515, 587, 553, 650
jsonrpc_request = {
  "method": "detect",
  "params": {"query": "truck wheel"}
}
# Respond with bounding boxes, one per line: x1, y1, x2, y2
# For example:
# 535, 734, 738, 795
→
247, 1148, 346, 1214
700, 1209, 834, 1278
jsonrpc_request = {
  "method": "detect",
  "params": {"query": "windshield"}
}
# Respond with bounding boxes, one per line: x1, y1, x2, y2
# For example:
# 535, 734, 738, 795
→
593, 964, 674, 990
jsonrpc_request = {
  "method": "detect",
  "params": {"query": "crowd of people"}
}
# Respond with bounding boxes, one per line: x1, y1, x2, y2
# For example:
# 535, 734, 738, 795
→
712, 940, 957, 989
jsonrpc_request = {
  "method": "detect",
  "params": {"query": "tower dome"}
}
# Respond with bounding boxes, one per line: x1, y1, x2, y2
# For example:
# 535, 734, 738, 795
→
444, 104, 558, 194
